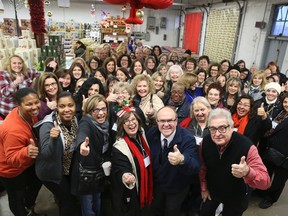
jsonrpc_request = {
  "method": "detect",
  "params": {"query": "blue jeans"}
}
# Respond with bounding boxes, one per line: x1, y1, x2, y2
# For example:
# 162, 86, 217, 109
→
80, 193, 101, 216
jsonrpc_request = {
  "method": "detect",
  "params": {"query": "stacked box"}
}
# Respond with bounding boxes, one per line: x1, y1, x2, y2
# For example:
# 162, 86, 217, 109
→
49, 35, 62, 46
0, 49, 9, 60
22, 30, 33, 39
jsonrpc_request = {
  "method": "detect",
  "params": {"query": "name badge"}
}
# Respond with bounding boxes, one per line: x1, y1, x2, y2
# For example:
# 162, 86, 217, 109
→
112, 123, 117, 131
144, 156, 150, 167
195, 136, 203, 146
272, 121, 278, 129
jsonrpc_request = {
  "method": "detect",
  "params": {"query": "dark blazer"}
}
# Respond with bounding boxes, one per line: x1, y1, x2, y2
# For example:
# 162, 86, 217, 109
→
267, 117, 288, 156
146, 126, 200, 193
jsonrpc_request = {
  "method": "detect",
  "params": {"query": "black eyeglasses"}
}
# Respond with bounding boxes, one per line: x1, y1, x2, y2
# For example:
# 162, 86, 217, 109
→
208, 125, 230, 134
92, 107, 107, 114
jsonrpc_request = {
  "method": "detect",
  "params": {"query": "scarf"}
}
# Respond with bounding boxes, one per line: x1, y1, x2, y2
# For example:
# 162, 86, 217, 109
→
56, 114, 78, 175
123, 134, 153, 208
232, 113, 249, 135
265, 110, 288, 137
87, 114, 109, 153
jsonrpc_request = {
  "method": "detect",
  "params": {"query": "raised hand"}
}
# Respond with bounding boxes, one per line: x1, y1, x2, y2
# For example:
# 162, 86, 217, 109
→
80, 137, 90, 156
13, 73, 24, 86
257, 102, 267, 119
50, 121, 60, 138
27, 138, 39, 158
231, 156, 250, 178
168, 145, 184, 165
82, 95, 88, 111
46, 97, 57, 110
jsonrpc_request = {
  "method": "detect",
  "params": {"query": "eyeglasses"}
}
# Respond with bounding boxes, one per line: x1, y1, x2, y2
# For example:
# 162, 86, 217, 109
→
115, 91, 129, 95
157, 119, 177, 124
92, 107, 107, 114
208, 125, 230, 134
237, 102, 250, 108
171, 91, 184, 95
44, 82, 57, 88
90, 62, 98, 64
124, 118, 137, 125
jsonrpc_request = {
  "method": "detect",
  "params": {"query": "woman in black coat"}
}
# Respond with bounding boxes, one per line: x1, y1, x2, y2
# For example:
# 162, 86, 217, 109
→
71, 94, 111, 216
111, 110, 153, 216
230, 95, 272, 146
259, 93, 288, 209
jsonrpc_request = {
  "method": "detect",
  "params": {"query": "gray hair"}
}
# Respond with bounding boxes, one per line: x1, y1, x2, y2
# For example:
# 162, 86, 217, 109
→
190, 96, 211, 118
167, 65, 183, 80
207, 108, 234, 127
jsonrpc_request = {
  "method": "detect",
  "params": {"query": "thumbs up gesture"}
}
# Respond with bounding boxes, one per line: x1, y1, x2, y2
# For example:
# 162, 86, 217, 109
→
231, 156, 250, 178
80, 137, 90, 156
50, 121, 60, 138
168, 145, 185, 166
46, 97, 57, 110
257, 102, 267, 120
27, 138, 39, 158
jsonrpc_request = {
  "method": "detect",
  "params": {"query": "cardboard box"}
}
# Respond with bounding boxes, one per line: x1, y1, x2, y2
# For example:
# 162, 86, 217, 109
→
7, 48, 16, 57
0, 49, 9, 60
22, 29, 33, 39
18, 39, 30, 49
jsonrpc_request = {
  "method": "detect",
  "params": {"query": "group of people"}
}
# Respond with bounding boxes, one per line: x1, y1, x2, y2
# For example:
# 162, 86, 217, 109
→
0, 41, 288, 216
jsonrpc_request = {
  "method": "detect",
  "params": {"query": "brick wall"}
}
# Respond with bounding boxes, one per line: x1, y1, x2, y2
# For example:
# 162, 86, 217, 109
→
205, 7, 240, 62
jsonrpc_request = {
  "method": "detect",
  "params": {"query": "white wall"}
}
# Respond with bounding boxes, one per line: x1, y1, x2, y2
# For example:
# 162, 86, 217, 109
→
234, 0, 288, 71
0, 1, 179, 47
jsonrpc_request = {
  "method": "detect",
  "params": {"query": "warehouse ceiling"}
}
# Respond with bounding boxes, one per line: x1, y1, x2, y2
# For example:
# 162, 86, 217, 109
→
50, 0, 233, 9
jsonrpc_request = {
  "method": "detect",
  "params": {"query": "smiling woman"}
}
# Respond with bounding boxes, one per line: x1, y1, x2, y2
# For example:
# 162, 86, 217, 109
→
35, 91, 78, 215
0, 88, 42, 216
111, 110, 153, 215
70, 94, 111, 216
37, 72, 62, 120
0, 55, 39, 118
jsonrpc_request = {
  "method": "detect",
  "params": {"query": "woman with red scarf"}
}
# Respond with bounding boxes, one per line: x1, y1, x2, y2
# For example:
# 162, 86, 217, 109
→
231, 95, 272, 145
111, 109, 153, 216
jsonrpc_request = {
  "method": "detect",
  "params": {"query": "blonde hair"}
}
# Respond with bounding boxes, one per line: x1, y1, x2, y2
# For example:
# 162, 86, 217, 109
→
4, 55, 28, 77
131, 74, 155, 95
178, 73, 197, 89
249, 70, 266, 90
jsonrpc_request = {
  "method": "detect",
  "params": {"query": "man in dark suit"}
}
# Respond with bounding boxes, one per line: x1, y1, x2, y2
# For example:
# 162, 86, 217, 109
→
147, 106, 200, 216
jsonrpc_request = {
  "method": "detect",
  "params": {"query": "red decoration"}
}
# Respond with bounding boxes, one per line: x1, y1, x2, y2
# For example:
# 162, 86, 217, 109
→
28, 0, 46, 35
104, 0, 173, 24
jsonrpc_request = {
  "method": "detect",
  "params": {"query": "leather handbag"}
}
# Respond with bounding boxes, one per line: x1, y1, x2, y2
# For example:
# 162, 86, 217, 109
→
78, 162, 105, 194
263, 147, 287, 166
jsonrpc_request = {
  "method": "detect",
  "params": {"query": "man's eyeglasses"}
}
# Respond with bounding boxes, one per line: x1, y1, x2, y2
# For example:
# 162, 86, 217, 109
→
92, 107, 107, 114
208, 125, 230, 134
157, 119, 177, 124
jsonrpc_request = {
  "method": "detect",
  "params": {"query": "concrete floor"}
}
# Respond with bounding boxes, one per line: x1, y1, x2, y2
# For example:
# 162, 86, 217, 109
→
1, 184, 288, 216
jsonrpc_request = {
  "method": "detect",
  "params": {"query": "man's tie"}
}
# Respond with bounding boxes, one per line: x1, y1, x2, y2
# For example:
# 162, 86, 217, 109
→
162, 138, 168, 155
